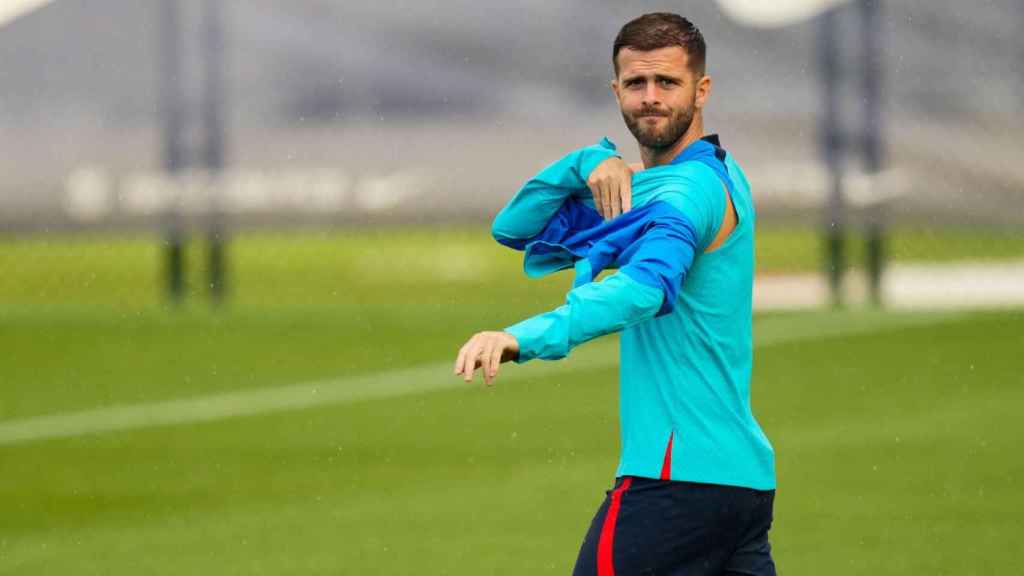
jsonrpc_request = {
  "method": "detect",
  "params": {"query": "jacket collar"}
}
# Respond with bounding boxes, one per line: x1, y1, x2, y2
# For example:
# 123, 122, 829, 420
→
670, 134, 725, 166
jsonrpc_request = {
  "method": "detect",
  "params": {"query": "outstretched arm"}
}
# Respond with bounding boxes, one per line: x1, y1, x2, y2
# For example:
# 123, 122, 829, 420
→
504, 211, 699, 363
453, 204, 701, 386
451, 264, 665, 385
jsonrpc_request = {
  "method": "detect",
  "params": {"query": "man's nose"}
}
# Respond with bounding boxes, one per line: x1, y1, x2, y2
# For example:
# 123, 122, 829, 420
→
642, 83, 661, 106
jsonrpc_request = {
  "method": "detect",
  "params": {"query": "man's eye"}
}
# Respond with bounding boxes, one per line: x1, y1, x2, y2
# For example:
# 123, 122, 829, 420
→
658, 79, 676, 87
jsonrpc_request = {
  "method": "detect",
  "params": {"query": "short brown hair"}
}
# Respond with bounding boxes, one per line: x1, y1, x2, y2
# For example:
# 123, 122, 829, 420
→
613, 13, 706, 76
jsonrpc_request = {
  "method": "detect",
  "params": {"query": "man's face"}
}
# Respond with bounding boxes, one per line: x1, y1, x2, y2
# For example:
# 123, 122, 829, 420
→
612, 46, 708, 150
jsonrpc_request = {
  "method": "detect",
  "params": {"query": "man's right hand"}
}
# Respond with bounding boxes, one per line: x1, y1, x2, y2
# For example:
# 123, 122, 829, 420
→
587, 157, 634, 220
454, 331, 520, 386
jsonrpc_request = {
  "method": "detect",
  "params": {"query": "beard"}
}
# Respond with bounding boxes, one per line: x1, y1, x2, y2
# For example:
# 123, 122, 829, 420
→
622, 104, 694, 151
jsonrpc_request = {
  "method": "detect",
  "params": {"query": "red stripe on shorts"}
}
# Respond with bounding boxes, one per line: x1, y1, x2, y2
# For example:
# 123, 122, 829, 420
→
597, 476, 633, 576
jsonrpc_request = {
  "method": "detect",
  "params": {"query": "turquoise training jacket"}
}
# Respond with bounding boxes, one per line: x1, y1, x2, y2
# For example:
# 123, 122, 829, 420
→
492, 135, 775, 490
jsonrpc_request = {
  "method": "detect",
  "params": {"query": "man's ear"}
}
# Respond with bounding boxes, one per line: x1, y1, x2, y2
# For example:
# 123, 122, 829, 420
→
611, 79, 621, 105
695, 75, 712, 110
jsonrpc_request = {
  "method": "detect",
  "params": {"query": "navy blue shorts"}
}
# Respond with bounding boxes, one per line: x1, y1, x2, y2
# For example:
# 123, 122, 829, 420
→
572, 476, 776, 576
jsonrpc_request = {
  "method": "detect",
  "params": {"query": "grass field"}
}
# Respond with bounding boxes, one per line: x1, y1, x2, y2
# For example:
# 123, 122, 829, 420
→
2, 225, 1023, 310
1, 227, 1022, 574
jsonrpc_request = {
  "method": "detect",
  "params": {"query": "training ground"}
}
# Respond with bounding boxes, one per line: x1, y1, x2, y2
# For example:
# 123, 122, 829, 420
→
1, 228, 1021, 574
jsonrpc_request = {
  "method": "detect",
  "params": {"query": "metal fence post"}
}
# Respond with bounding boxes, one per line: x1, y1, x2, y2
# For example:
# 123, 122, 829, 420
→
819, 7, 846, 307
203, 0, 228, 306
861, 0, 886, 307
160, 0, 186, 306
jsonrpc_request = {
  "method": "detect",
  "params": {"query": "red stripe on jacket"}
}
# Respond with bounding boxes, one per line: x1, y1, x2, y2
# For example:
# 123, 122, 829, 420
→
660, 431, 674, 480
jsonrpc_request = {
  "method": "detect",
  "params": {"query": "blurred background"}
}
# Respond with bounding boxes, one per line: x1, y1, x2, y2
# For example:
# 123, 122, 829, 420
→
1, 1, 1021, 574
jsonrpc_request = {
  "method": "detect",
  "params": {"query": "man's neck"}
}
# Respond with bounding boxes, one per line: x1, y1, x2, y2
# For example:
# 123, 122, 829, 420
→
640, 115, 704, 169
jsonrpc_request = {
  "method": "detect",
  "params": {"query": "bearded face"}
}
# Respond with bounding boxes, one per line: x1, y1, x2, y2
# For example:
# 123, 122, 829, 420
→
621, 101, 695, 150
613, 46, 707, 156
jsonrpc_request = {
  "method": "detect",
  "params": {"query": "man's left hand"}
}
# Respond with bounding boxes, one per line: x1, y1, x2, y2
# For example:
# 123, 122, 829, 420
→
588, 157, 634, 220
454, 331, 520, 386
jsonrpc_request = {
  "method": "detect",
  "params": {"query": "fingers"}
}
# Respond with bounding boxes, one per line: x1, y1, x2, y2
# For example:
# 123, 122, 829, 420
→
454, 340, 469, 375
621, 175, 632, 214
609, 178, 622, 219
601, 181, 614, 220
587, 178, 606, 220
462, 341, 480, 383
480, 340, 494, 386
588, 169, 614, 220
454, 334, 489, 384
485, 342, 504, 386
455, 332, 512, 385
456, 335, 478, 382
587, 158, 633, 220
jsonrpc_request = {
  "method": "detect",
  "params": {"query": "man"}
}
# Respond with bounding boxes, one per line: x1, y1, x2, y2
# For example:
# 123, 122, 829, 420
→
454, 13, 776, 575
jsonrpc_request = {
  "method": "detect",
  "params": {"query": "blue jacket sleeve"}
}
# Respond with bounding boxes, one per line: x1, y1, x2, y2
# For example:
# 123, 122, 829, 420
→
504, 207, 700, 362
491, 138, 618, 247
616, 208, 699, 316
504, 272, 664, 363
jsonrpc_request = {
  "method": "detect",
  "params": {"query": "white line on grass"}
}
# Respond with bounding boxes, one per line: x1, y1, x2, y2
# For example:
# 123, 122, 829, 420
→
0, 311, 963, 446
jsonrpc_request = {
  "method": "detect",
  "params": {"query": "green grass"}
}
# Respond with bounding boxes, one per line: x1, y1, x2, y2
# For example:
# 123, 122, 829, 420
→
1, 228, 1022, 574
755, 226, 1024, 274
1, 225, 1022, 312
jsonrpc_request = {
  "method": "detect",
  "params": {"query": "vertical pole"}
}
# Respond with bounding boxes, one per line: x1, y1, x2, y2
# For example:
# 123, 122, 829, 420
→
819, 7, 845, 307
160, 0, 186, 305
203, 0, 228, 306
202, 0, 224, 175
861, 0, 886, 307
